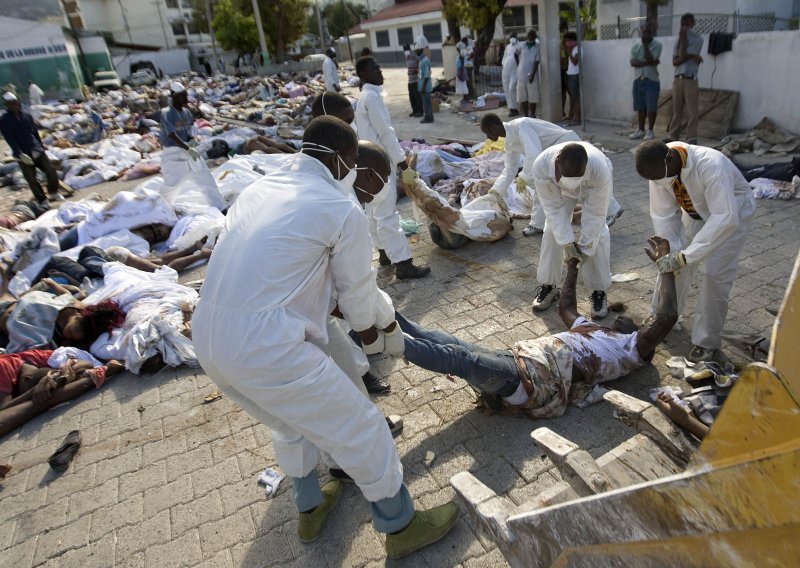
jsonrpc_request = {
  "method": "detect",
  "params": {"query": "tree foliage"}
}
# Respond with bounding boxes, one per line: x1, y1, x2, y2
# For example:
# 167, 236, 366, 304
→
212, 0, 259, 54
190, 0, 210, 35
442, 0, 507, 66
325, 0, 367, 39
559, 0, 598, 40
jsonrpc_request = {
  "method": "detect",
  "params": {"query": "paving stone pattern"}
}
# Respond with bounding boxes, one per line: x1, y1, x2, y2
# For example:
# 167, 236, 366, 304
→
0, 67, 797, 567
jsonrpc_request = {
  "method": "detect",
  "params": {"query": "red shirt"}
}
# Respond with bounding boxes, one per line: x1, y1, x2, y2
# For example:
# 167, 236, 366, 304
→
0, 349, 54, 395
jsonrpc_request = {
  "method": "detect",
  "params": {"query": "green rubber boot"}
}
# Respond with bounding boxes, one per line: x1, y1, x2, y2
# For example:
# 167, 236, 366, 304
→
385, 502, 459, 559
297, 480, 343, 543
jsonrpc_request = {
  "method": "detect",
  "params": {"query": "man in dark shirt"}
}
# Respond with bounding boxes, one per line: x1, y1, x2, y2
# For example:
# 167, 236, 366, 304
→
0, 92, 63, 203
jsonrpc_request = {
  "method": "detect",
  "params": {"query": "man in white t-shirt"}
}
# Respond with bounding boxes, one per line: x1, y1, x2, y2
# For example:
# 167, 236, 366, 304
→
564, 32, 582, 125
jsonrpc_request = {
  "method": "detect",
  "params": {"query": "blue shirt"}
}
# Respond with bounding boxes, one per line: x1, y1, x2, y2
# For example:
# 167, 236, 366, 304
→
159, 104, 195, 147
0, 110, 44, 158
418, 55, 432, 94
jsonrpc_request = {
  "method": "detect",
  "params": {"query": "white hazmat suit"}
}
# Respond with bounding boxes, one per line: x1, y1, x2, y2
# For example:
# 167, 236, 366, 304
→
355, 83, 412, 264
491, 118, 580, 229
650, 143, 756, 350
322, 55, 339, 91
192, 153, 402, 502
501, 41, 518, 111
534, 141, 613, 291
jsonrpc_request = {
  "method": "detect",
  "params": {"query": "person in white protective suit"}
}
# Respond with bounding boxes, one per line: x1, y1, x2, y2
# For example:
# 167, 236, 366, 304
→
192, 117, 458, 558
322, 47, 340, 92
501, 34, 519, 117
480, 113, 623, 237
355, 56, 431, 279
635, 140, 756, 363
531, 141, 613, 319
28, 81, 44, 106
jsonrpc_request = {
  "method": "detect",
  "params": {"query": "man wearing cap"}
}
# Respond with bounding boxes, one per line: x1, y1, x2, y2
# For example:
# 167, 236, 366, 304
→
415, 36, 433, 124
0, 92, 63, 203
323, 48, 340, 92
160, 82, 201, 184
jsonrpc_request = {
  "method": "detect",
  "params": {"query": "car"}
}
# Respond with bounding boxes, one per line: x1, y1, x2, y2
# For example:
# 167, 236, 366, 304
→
130, 69, 158, 87
93, 70, 122, 92
303, 53, 327, 62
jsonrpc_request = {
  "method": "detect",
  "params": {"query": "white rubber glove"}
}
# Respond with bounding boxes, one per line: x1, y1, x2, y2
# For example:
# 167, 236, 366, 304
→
656, 252, 687, 273
400, 167, 418, 186
563, 242, 583, 264
361, 332, 385, 356
19, 153, 34, 166
383, 325, 405, 358
187, 147, 201, 161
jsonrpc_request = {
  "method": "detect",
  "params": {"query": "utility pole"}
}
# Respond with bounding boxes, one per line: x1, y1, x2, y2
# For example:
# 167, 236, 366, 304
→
204, 0, 220, 72
116, 0, 133, 43
574, 0, 585, 132
251, 0, 270, 66
153, 0, 171, 49
315, 0, 325, 49
60, 0, 90, 83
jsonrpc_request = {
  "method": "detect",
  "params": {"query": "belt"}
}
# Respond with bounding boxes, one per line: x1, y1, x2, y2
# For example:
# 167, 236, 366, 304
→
675, 74, 697, 80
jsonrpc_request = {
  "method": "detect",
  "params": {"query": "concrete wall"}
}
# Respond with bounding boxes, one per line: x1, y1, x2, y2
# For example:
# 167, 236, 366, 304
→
581, 29, 800, 133
80, 0, 177, 48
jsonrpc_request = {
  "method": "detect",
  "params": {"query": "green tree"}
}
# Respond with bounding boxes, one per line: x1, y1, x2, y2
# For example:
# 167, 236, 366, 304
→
325, 0, 367, 40
212, 0, 259, 54
559, 0, 597, 40
442, 0, 507, 66
190, 0, 211, 35
230, 0, 312, 63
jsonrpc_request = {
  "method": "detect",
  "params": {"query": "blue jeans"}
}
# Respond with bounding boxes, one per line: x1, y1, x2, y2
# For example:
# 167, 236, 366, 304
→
421, 90, 433, 121
397, 313, 519, 397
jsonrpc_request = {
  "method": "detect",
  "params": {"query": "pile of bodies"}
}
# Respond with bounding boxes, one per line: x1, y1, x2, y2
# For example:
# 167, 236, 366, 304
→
0, 71, 333, 195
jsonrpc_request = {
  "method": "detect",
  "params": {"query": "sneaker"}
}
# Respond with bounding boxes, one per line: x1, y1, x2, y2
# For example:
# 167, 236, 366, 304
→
386, 415, 403, 437
297, 480, 343, 543
385, 502, 459, 559
508, 109, 520, 117
629, 128, 645, 140
48, 193, 65, 202
644, 129, 655, 140
378, 249, 391, 266
522, 223, 544, 237
362, 372, 390, 394
686, 137, 698, 145
606, 208, 624, 227
590, 291, 608, 319
532, 285, 560, 312
395, 259, 431, 279
687, 345, 717, 363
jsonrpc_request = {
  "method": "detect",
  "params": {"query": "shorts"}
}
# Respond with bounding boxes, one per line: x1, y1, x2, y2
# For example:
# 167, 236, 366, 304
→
632, 78, 660, 112
516, 75, 540, 104
566, 74, 580, 100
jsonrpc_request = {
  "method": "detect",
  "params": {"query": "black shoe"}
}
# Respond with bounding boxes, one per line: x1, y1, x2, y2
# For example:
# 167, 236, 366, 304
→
411, 112, 424, 117
662, 136, 675, 143
378, 249, 391, 266
420, 118, 434, 124
362, 372, 390, 394
48, 430, 81, 473
508, 109, 520, 117
590, 290, 608, 319
395, 259, 430, 279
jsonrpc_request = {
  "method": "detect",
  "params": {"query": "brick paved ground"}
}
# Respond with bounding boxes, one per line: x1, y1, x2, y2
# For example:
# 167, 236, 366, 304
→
0, 67, 797, 567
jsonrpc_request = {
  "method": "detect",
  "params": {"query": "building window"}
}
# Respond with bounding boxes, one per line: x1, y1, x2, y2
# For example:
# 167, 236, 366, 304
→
166, 0, 179, 8
503, 7, 525, 29
531, 6, 539, 26
376, 30, 390, 47
180, 0, 192, 8
422, 23, 442, 43
187, 21, 200, 34
171, 21, 185, 36
397, 26, 413, 47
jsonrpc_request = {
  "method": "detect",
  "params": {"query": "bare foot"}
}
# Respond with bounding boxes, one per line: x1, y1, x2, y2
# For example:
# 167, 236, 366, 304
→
654, 392, 709, 439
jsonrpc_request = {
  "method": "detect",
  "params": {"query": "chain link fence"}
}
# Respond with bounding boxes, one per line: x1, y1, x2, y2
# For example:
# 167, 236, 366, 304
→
600, 11, 796, 40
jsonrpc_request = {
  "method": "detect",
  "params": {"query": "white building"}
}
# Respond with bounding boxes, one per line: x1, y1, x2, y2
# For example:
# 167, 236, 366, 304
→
597, 0, 799, 39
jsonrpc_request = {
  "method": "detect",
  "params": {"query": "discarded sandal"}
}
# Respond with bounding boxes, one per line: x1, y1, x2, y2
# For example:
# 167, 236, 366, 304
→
48, 430, 81, 473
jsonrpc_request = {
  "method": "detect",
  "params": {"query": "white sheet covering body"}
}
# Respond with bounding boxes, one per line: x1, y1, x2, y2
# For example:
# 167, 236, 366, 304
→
191, 153, 403, 501
649, 143, 756, 350
534, 141, 613, 291
355, 83, 412, 263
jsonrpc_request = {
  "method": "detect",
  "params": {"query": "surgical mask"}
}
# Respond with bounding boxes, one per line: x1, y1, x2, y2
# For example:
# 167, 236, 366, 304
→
300, 141, 356, 186
341, 167, 357, 189
560, 176, 583, 191
353, 185, 374, 201
510, 38, 517, 45
404, 50, 411, 56
355, 166, 388, 186
652, 157, 677, 188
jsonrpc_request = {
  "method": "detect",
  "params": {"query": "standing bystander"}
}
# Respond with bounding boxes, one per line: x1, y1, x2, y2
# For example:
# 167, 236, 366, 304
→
417, 38, 434, 124
404, 44, 423, 117
667, 13, 704, 144
564, 32, 582, 125
501, 33, 519, 117
516, 29, 541, 118
629, 24, 662, 140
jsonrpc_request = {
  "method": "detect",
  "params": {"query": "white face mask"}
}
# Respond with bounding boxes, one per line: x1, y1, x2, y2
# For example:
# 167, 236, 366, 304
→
300, 141, 356, 188
560, 176, 583, 191
652, 157, 677, 188
510, 38, 517, 45
404, 50, 411, 56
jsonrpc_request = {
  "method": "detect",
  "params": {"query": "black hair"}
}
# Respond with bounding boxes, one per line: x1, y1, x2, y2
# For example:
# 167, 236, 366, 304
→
564, 31, 577, 41
357, 141, 391, 174
682, 12, 695, 22
311, 91, 352, 119
634, 140, 671, 178
78, 300, 126, 346
302, 115, 357, 158
480, 113, 503, 130
559, 143, 588, 174
355, 56, 375, 78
